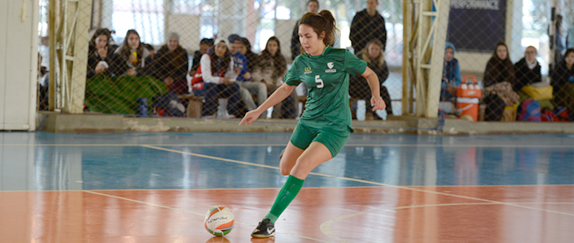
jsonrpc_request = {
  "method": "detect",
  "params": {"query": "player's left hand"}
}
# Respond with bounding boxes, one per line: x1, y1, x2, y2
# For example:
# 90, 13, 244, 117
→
371, 96, 386, 111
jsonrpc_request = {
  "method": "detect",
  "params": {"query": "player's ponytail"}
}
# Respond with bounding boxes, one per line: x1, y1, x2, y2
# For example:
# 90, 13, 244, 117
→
299, 10, 338, 46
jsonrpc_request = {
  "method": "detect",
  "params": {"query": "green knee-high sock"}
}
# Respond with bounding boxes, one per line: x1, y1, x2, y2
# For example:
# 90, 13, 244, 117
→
264, 175, 305, 224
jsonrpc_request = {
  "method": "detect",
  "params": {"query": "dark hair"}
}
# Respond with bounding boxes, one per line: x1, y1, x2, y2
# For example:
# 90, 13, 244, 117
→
307, 0, 319, 8
120, 29, 143, 58
200, 38, 214, 46
90, 28, 113, 47
299, 10, 337, 46
240, 38, 253, 53
492, 42, 510, 61
565, 49, 574, 59
144, 43, 154, 52
260, 36, 287, 80
210, 41, 231, 76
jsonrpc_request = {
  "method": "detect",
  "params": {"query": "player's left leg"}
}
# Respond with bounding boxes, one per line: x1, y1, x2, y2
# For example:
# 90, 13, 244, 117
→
251, 142, 332, 238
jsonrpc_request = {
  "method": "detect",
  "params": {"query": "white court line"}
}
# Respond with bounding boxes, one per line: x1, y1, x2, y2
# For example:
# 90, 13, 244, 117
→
2, 143, 574, 148
320, 202, 574, 243
141, 145, 574, 217
84, 190, 329, 242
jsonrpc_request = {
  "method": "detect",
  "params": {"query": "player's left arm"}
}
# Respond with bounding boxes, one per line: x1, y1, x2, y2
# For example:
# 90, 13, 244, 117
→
361, 67, 386, 111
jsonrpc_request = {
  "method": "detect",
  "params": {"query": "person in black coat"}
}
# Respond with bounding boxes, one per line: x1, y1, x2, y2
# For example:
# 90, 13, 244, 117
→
484, 42, 515, 88
87, 28, 115, 79
350, 39, 392, 119
349, 0, 387, 54
551, 49, 574, 110
513, 46, 542, 92
153, 32, 189, 95
290, 0, 319, 60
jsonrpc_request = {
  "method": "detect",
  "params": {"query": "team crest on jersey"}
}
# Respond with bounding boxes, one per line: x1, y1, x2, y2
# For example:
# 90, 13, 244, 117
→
304, 67, 312, 74
325, 62, 336, 73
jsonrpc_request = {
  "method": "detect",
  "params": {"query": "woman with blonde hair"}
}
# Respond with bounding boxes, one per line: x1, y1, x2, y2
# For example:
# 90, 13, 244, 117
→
350, 39, 392, 118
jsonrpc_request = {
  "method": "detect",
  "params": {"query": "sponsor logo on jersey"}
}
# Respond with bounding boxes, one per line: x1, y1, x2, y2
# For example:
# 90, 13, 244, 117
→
304, 67, 312, 74
325, 62, 336, 73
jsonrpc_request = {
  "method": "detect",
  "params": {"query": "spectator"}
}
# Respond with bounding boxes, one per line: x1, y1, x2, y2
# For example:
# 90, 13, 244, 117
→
554, 15, 566, 66
200, 38, 241, 118
143, 43, 156, 60
228, 34, 267, 112
256, 36, 297, 119
191, 38, 213, 76
514, 46, 542, 92
290, 0, 319, 60
240, 38, 259, 74
484, 43, 514, 88
441, 42, 461, 101
87, 28, 114, 79
113, 29, 152, 76
350, 0, 387, 54
153, 32, 189, 95
551, 49, 574, 111
350, 39, 392, 119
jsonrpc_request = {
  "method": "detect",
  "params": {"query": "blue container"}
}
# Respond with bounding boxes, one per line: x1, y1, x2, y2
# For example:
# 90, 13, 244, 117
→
137, 97, 148, 117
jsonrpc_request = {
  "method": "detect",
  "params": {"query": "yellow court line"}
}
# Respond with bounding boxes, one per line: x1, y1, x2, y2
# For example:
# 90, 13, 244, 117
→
320, 203, 497, 243
84, 190, 329, 242
320, 201, 574, 242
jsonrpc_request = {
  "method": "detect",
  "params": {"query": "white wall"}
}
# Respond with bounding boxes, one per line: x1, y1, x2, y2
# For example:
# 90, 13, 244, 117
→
0, 0, 38, 130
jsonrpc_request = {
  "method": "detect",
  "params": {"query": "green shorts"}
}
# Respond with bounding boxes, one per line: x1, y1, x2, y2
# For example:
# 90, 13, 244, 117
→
290, 122, 350, 158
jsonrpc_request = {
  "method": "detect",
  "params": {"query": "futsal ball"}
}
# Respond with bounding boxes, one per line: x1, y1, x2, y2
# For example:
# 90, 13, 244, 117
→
204, 206, 235, 236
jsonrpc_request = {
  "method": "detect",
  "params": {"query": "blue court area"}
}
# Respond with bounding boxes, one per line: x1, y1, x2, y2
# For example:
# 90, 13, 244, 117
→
1, 132, 573, 191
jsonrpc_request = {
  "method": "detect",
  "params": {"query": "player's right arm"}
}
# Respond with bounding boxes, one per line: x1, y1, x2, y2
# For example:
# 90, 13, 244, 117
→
239, 83, 296, 125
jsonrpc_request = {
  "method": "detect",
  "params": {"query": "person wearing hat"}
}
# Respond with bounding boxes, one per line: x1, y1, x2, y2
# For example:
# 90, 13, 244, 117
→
153, 32, 189, 95
200, 38, 242, 118
229, 34, 267, 112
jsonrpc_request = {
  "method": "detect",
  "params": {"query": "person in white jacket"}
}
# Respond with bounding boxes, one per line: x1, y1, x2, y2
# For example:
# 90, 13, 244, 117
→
200, 38, 241, 118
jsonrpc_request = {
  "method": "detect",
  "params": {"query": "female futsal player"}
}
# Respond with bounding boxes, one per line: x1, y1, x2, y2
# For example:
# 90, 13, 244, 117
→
239, 10, 386, 238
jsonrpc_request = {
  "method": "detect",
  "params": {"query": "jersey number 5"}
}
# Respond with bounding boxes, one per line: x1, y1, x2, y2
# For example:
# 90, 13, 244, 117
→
315, 75, 324, 88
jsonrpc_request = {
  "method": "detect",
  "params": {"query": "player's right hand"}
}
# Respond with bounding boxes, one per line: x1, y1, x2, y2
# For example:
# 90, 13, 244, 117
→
239, 110, 261, 126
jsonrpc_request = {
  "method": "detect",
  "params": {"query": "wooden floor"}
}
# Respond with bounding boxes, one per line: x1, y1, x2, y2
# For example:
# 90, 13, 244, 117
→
1, 132, 573, 242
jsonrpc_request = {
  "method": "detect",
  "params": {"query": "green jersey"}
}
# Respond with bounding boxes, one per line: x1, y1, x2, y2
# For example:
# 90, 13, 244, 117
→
285, 46, 367, 132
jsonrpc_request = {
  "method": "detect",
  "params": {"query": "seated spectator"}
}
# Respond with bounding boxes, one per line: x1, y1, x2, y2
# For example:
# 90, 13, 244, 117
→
153, 32, 189, 95
143, 43, 156, 60
87, 28, 114, 79
228, 34, 267, 113
240, 38, 260, 76
200, 39, 241, 118
113, 29, 152, 76
484, 42, 515, 88
551, 49, 574, 111
190, 38, 213, 77
514, 46, 542, 92
350, 39, 392, 119
254, 36, 297, 118
441, 42, 461, 101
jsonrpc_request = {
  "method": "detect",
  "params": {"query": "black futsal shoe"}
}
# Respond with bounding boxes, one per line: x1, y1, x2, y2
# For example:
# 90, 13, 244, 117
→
251, 218, 276, 238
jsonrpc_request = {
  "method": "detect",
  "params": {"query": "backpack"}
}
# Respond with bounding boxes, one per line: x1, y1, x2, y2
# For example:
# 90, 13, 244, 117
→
153, 91, 186, 117
517, 98, 541, 122
541, 108, 558, 122
554, 107, 572, 122
483, 94, 505, 121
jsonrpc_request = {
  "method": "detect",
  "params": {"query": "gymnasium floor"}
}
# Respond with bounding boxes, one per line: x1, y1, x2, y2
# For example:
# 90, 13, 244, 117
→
1, 132, 573, 242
